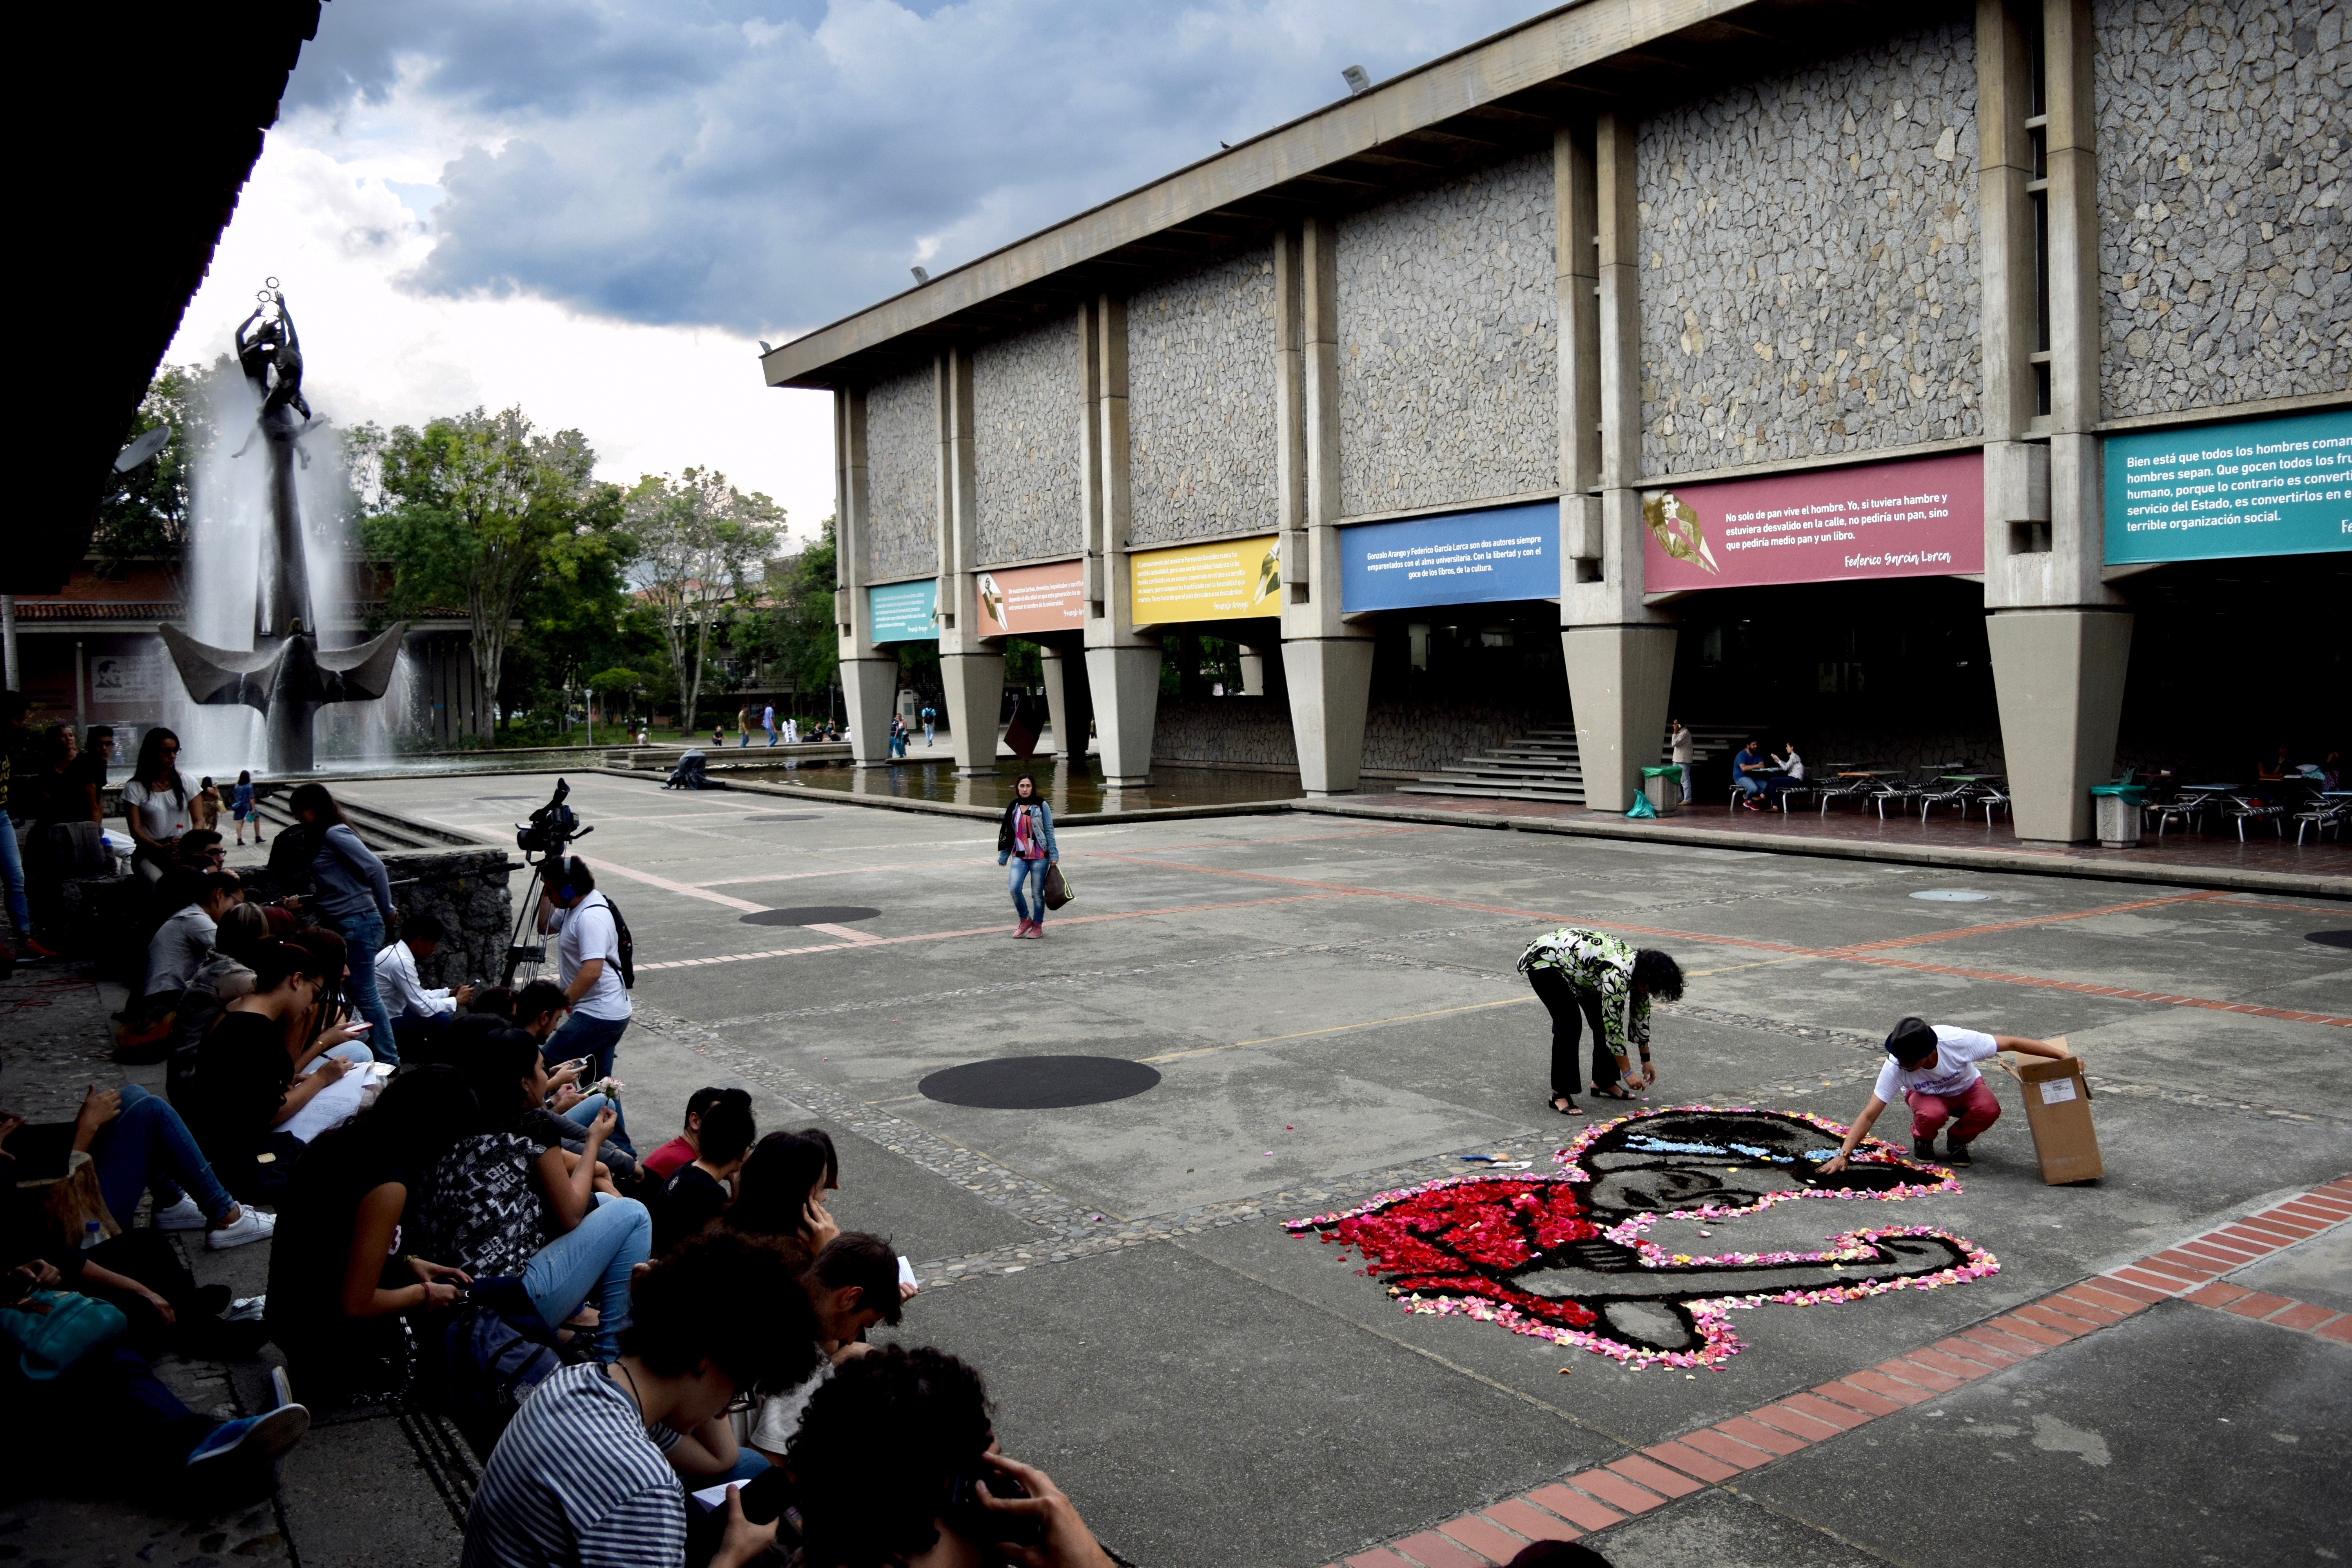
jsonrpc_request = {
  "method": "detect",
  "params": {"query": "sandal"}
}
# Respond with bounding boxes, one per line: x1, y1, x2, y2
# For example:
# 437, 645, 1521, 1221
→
1548, 1094, 1583, 1116
1589, 1083, 1638, 1100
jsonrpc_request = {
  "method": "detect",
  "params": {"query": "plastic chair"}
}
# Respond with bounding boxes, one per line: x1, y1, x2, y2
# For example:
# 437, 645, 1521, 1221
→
2225, 795, 2283, 840
1978, 783, 2011, 824
2292, 799, 2346, 845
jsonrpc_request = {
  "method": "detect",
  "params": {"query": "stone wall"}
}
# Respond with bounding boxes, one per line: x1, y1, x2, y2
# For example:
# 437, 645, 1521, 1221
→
1336, 150, 1559, 515
1128, 247, 1279, 545
1639, 22, 1981, 475
864, 363, 939, 584
2096, 0, 2349, 418
975, 314, 1085, 564
1151, 693, 1566, 776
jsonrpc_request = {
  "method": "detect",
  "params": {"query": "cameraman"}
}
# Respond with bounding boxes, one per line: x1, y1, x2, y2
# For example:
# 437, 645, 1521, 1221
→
537, 856, 631, 1081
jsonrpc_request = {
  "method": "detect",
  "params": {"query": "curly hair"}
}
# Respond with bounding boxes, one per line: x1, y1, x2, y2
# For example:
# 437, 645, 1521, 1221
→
621, 1230, 822, 1399
789, 1346, 995, 1568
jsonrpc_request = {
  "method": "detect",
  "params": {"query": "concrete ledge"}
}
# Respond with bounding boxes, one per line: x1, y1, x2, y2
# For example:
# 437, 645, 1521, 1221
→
1287, 799, 2352, 900
584, 765, 1307, 828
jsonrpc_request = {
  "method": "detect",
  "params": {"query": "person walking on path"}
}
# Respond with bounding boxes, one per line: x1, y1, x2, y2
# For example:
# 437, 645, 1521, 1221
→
920, 704, 936, 747
1515, 927, 1684, 1116
281, 782, 400, 1059
1821, 1016, 2074, 1169
762, 703, 777, 747
229, 771, 260, 846
996, 773, 1058, 939
737, 705, 752, 749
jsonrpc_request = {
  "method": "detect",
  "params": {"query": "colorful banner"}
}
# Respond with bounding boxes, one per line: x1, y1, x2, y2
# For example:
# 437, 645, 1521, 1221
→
1129, 534, 1281, 624
1641, 450, 1985, 591
1339, 500, 1558, 613
2104, 408, 2352, 564
976, 560, 1086, 637
866, 577, 938, 643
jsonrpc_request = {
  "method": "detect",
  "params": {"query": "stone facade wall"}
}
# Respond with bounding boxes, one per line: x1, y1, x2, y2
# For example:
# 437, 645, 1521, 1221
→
1128, 247, 1279, 546
2096, 0, 2349, 417
1639, 22, 1981, 474
1151, 694, 1565, 776
1336, 151, 1559, 516
864, 364, 939, 584
975, 315, 1085, 564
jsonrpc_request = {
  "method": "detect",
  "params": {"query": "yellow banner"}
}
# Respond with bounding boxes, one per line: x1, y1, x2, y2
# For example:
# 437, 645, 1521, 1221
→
1129, 534, 1281, 624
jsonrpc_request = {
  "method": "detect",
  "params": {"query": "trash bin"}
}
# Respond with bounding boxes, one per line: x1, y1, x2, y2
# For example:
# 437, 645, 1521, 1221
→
1642, 765, 1684, 817
2089, 784, 2146, 848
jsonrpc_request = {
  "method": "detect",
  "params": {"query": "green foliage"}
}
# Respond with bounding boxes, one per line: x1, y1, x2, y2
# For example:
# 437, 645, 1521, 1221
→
731, 515, 840, 712
628, 468, 785, 727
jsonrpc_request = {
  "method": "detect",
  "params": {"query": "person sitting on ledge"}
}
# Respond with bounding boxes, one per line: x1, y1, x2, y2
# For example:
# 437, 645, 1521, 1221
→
137, 870, 243, 1022
374, 912, 478, 1060
648, 1091, 755, 1257
1821, 1015, 2075, 1170
747, 1232, 909, 1468
640, 1086, 751, 1185
180, 938, 373, 1202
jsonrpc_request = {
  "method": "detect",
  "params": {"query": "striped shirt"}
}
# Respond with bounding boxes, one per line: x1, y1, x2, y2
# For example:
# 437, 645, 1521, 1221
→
462, 1363, 686, 1568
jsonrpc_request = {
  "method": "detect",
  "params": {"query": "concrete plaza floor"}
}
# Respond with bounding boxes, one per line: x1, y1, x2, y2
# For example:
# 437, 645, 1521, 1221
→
294, 769, 2349, 1568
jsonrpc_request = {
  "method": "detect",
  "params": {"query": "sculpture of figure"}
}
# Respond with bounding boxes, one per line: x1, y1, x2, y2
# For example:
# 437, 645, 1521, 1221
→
232, 289, 316, 461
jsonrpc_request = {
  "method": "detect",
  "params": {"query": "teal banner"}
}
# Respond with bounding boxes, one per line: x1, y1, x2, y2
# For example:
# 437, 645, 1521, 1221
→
2105, 407, 2352, 563
867, 578, 938, 643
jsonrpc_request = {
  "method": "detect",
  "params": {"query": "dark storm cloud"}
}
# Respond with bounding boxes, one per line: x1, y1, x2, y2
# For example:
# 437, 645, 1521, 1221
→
287, 0, 1557, 335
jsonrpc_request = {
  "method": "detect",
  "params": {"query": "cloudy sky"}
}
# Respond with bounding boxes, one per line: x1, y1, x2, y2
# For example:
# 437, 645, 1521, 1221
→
171, 0, 1559, 539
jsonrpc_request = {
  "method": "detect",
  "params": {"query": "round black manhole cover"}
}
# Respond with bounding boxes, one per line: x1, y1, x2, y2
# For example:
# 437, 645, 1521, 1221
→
743, 814, 821, 822
919, 1055, 1161, 1110
2307, 930, 2352, 950
739, 906, 882, 927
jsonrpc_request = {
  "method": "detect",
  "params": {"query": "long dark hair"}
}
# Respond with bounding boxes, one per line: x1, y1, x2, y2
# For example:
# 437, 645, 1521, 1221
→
286, 781, 349, 858
452, 1027, 545, 1131
301, 1063, 477, 1185
131, 727, 185, 802
729, 1129, 839, 1241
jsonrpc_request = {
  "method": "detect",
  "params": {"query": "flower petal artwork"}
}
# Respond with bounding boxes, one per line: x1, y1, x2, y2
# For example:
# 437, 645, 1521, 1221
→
1288, 1107, 1996, 1370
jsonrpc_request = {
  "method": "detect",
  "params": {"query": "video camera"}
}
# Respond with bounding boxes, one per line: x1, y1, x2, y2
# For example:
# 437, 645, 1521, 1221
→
515, 779, 592, 864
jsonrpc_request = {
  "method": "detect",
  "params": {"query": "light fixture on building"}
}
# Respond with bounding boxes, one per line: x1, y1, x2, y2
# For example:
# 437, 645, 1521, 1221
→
1341, 64, 1370, 95
910, 265, 930, 283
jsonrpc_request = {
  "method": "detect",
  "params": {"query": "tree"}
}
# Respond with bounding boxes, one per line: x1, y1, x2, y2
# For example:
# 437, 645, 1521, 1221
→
357, 407, 617, 743
627, 467, 782, 731
733, 515, 839, 719
93, 359, 234, 596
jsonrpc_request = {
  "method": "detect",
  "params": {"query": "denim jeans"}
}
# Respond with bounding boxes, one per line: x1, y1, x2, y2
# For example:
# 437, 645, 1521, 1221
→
563, 1091, 636, 1157
522, 1192, 650, 1362
93, 1085, 238, 1226
323, 909, 399, 1063
546, 1011, 631, 1081
0, 810, 28, 936
1006, 857, 1049, 924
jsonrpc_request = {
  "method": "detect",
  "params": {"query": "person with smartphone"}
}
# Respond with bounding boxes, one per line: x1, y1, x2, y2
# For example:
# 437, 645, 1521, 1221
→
181, 938, 372, 1202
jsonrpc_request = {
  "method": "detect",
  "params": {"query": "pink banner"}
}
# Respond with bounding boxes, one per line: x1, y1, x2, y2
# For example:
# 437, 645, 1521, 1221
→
975, 559, 1086, 637
1641, 450, 1984, 591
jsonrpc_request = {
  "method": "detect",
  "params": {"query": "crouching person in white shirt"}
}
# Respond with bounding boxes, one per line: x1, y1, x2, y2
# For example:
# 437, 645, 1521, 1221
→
375, 913, 477, 1061
1822, 1015, 2074, 1170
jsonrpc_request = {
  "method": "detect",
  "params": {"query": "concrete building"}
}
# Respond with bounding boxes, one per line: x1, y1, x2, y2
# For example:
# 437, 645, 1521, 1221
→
762, 0, 2347, 843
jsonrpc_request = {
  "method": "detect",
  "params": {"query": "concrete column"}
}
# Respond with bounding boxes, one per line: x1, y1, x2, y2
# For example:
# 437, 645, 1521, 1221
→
1560, 111, 1675, 813
1081, 294, 1159, 784
1988, 610, 2132, 843
934, 346, 1004, 775
1040, 643, 1092, 760
839, 657, 898, 765
1555, 120, 1604, 581
1278, 216, 1374, 795
830, 385, 895, 768
1236, 643, 1268, 697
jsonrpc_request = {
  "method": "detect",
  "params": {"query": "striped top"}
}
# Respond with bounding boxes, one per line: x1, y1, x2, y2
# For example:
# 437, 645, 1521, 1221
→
462, 1363, 687, 1568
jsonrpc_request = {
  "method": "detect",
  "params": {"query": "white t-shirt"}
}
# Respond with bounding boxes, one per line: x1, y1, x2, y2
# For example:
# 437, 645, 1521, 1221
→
1873, 1025, 1998, 1103
120, 779, 191, 843
749, 1356, 832, 1455
553, 891, 631, 1021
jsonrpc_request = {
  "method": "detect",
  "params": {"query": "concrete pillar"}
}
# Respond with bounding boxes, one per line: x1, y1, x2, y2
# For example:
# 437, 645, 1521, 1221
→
839, 657, 897, 767
1040, 644, 1092, 760
1236, 643, 1268, 697
1988, 610, 2132, 843
933, 345, 1004, 775
1562, 626, 1677, 815
939, 653, 1004, 773
831, 385, 899, 768
1276, 217, 1374, 793
1085, 646, 1159, 786
1080, 294, 1160, 783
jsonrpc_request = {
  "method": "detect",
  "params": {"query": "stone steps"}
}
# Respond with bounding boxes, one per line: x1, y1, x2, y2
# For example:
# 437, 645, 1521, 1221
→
1396, 722, 1757, 806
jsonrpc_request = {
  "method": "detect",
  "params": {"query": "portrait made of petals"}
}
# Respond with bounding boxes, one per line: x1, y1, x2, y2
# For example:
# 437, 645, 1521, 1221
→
1287, 1107, 1998, 1370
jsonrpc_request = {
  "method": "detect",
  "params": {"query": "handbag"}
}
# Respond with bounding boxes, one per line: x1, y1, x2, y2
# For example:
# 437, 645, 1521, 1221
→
1042, 862, 1074, 911
1, 1289, 129, 1379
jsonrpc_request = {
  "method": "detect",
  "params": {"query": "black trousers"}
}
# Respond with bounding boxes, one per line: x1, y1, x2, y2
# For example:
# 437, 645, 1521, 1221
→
1527, 967, 1623, 1096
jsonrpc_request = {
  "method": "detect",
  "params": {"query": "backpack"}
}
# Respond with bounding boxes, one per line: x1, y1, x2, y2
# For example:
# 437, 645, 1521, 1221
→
412, 1276, 584, 1459
602, 895, 635, 989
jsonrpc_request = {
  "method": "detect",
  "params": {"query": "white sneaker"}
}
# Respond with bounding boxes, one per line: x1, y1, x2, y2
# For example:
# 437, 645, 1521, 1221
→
152, 1196, 207, 1231
206, 1208, 278, 1250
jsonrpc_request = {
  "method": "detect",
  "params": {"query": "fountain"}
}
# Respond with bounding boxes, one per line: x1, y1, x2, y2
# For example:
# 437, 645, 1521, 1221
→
157, 283, 406, 773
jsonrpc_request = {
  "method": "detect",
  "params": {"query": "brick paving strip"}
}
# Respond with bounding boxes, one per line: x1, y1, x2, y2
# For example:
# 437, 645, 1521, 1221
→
1325, 1177, 2352, 1568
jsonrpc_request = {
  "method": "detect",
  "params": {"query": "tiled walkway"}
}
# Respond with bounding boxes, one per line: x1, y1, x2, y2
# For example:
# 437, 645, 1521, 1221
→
1327, 1177, 2352, 1568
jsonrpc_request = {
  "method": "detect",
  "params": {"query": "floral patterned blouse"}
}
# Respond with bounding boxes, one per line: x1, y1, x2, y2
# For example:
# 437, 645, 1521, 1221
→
1515, 926, 1651, 1063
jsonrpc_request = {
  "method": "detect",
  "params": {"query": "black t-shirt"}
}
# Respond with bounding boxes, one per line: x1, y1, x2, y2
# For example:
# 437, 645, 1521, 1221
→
650, 1163, 729, 1257
266, 1142, 410, 1374
185, 1012, 295, 1176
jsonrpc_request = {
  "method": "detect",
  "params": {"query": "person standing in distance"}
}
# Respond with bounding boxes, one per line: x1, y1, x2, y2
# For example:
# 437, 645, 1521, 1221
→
538, 857, 632, 1080
1822, 1016, 2074, 1169
1516, 927, 1684, 1114
995, 773, 1057, 940
762, 703, 777, 748
920, 703, 936, 748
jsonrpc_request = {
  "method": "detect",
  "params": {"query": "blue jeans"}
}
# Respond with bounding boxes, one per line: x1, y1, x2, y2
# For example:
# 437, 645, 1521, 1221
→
1735, 773, 1766, 798
324, 909, 399, 1063
563, 1091, 636, 1157
0, 810, 27, 936
718, 1450, 770, 1485
94, 1085, 238, 1226
545, 1010, 631, 1081
1006, 857, 1049, 924
522, 1192, 650, 1363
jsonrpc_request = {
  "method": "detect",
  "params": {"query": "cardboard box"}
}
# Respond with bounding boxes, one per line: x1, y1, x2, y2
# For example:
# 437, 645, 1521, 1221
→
2007, 1044, 2103, 1185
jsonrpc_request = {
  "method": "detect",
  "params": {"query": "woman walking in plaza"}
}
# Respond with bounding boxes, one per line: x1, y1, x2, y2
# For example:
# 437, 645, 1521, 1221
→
230, 771, 260, 846
281, 783, 400, 1057
996, 772, 1058, 939
1516, 926, 1684, 1115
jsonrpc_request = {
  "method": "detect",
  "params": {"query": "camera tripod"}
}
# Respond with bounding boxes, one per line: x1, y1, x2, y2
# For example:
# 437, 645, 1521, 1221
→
502, 781, 593, 987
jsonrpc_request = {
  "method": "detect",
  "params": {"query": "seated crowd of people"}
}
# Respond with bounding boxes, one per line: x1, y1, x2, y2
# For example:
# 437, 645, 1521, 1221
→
1, 773, 1123, 1567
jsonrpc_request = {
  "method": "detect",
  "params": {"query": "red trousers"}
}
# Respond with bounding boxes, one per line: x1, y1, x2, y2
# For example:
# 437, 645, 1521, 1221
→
1906, 1077, 2001, 1143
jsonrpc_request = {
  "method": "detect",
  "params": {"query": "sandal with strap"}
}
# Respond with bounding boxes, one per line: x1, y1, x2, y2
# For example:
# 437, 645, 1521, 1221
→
1589, 1083, 1639, 1100
1548, 1094, 1583, 1116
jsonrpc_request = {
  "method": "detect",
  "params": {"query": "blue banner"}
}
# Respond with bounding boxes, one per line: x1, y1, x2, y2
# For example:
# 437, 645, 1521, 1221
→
2104, 408, 2352, 564
867, 578, 938, 643
1339, 500, 1559, 613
